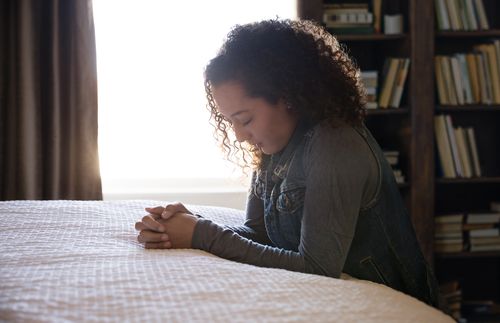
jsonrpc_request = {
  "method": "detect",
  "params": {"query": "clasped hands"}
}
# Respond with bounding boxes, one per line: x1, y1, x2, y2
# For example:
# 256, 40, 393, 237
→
135, 202, 199, 249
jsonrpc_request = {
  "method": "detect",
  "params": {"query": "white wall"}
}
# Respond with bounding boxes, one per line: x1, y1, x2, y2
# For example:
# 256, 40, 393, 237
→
102, 178, 248, 210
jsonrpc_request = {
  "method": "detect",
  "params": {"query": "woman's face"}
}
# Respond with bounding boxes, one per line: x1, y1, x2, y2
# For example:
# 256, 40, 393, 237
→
212, 81, 298, 155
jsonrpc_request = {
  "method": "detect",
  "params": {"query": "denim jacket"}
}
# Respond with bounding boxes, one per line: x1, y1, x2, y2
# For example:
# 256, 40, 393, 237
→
193, 121, 439, 307
252, 122, 439, 306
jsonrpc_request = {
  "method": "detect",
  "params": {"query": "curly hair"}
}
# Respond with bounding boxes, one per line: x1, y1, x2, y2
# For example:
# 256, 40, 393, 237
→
204, 19, 366, 170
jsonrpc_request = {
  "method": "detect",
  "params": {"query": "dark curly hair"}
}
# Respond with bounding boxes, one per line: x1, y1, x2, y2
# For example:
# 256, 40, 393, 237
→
204, 19, 366, 170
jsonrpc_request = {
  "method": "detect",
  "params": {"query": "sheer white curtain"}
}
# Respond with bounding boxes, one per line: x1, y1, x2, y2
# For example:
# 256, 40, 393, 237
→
93, 1, 296, 208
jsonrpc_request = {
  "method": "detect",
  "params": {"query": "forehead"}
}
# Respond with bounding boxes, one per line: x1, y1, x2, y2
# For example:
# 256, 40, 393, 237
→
211, 81, 250, 116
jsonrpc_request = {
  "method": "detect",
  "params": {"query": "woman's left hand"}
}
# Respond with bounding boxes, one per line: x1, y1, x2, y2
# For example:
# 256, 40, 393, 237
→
135, 207, 199, 249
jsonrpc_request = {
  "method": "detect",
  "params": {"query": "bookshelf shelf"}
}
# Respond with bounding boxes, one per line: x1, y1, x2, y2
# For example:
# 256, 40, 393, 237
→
366, 108, 409, 115
435, 251, 500, 259
336, 33, 406, 42
436, 105, 500, 112
436, 177, 500, 184
436, 29, 500, 38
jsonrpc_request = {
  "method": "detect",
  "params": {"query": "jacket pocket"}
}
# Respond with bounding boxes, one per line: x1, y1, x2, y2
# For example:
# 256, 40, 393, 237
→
276, 184, 305, 215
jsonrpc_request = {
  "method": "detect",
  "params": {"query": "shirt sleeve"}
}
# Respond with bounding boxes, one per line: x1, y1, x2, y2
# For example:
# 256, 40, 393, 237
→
192, 125, 377, 277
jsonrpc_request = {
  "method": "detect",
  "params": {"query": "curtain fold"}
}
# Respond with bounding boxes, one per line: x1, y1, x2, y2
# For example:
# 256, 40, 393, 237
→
1, 0, 102, 200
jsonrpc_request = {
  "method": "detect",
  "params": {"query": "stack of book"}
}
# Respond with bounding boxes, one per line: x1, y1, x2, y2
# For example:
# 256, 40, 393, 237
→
378, 58, 410, 109
465, 211, 500, 252
323, 3, 374, 35
435, 41, 500, 105
435, 0, 489, 31
435, 213, 464, 253
383, 150, 405, 184
360, 70, 378, 109
434, 114, 481, 178
440, 281, 463, 320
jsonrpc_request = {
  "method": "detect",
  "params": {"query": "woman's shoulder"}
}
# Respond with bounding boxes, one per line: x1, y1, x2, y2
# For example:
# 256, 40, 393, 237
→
306, 120, 366, 150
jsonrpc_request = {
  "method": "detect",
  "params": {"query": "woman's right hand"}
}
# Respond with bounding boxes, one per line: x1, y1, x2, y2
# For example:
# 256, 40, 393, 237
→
151, 202, 193, 220
134, 202, 192, 249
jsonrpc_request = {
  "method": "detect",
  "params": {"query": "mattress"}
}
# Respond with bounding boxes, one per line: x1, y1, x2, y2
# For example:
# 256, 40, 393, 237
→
0, 200, 453, 322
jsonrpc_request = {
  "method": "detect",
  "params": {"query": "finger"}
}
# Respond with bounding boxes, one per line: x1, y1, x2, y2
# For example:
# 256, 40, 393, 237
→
140, 215, 165, 232
145, 241, 172, 249
145, 206, 164, 216
162, 202, 190, 219
137, 231, 169, 243
135, 222, 148, 231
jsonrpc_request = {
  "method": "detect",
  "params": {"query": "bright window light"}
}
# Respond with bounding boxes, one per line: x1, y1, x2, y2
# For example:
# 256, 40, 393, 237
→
93, 0, 296, 197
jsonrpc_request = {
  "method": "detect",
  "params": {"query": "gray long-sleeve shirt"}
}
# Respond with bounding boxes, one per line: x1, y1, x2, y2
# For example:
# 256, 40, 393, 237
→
192, 124, 379, 277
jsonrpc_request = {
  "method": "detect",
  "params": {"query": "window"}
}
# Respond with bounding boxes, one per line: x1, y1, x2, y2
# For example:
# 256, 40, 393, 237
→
93, 1, 296, 208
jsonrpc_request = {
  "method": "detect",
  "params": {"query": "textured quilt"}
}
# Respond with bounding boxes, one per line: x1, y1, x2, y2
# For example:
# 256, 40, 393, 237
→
0, 200, 453, 322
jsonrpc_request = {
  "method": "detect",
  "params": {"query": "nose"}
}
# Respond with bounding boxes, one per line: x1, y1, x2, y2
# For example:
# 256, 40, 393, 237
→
233, 124, 251, 143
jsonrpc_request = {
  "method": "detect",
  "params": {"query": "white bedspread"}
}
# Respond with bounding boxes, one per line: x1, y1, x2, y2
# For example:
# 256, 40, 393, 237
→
0, 200, 452, 322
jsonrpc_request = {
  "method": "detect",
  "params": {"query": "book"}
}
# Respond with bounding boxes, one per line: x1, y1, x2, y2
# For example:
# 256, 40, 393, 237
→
463, 223, 496, 231
444, 115, 463, 177
436, 222, 463, 232
446, 0, 461, 30
450, 56, 465, 104
466, 53, 481, 103
435, 242, 463, 253
379, 58, 401, 108
435, 0, 451, 30
467, 213, 500, 224
473, 0, 489, 30
470, 236, 500, 245
435, 213, 464, 224
464, 0, 478, 30
470, 244, 500, 252
465, 127, 481, 177
454, 127, 472, 178
389, 58, 410, 108
456, 54, 473, 104
434, 115, 457, 178
469, 228, 500, 238
442, 56, 459, 105
435, 56, 449, 104
372, 0, 382, 33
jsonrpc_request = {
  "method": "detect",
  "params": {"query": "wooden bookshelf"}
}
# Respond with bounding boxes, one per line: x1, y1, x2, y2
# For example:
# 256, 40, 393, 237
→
298, 0, 500, 319
432, 0, 500, 320
436, 251, 500, 259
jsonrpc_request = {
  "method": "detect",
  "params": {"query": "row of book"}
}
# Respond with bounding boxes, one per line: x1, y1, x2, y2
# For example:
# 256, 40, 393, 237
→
360, 58, 410, 109
435, 41, 500, 106
379, 58, 410, 109
434, 0, 489, 31
384, 150, 405, 184
434, 202, 500, 254
434, 114, 481, 178
323, 1, 382, 35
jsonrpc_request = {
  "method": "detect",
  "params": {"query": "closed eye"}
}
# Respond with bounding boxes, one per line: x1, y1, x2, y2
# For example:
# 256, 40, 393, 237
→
242, 118, 253, 126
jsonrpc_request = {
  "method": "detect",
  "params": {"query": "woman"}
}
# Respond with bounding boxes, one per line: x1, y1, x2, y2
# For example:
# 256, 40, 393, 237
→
135, 19, 440, 307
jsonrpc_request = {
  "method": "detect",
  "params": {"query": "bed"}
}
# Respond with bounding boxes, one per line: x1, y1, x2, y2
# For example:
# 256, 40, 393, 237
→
0, 200, 453, 322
